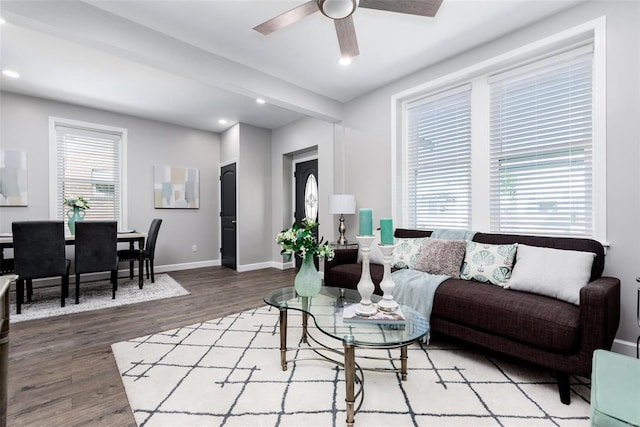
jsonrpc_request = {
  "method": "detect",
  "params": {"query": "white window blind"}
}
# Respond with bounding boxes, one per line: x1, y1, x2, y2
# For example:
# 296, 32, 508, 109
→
489, 43, 594, 236
406, 85, 472, 229
55, 124, 122, 222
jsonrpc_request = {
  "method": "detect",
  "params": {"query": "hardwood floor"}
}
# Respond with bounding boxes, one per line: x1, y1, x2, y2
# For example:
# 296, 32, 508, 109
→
7, 266, 296, 426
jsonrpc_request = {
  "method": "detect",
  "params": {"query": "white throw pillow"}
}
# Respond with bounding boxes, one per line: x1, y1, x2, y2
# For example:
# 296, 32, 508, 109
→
460, 241, 518, 287
357, 232, 385, 265
392, 237, 427, 269
505, 244, 595, 305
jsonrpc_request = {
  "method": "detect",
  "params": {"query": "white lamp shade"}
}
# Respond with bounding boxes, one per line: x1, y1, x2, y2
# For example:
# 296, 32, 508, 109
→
329, 194, 356, 214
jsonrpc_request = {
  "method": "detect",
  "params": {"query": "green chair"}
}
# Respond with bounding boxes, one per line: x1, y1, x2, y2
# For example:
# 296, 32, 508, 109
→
591, 349, 640, 427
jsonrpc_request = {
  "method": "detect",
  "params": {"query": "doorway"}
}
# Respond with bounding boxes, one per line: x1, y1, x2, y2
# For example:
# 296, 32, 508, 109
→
294, 159, 318, 268
220, 163, 236, 270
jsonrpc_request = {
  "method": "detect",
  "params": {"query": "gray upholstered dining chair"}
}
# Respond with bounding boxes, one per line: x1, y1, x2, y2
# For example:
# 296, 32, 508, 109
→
11, 221, 71, 314
118, 218, 162, 284
74, 221, 118, 304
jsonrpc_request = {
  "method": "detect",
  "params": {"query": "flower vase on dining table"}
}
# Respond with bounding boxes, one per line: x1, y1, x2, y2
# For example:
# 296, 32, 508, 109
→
294, 255, 322, 297
67, 206, 85, 235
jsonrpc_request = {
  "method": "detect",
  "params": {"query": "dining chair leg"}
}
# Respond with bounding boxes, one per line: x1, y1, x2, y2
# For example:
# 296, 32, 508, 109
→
128, 259, 134, 279
61, 275, 69, 307
150, 259, 155, 283
111, 270, 117, 299
75, 274, 81, 304
16, 278, 24, 314
26, 279, 33, 302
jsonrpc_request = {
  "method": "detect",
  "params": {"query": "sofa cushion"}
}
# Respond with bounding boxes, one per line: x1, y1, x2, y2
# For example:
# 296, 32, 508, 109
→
392, 237, 427, 269
506, 244, 595, 305
415, 238, 466, 278
460, 241, 517, 286
432, 279, 580, 353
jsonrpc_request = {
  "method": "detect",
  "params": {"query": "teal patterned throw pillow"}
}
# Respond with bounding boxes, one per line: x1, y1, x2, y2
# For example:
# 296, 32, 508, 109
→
392, 237, 427, 269
460, 241, 518, 286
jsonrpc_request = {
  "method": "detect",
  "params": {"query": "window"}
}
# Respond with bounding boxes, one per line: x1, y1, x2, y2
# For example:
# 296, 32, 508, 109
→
405, 86, 472, 229
395, 25, 603, 240
489, 45, 593, 236
49, 118, 127, 226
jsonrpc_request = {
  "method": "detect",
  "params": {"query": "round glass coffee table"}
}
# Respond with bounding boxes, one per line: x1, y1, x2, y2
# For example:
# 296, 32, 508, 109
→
264, 286, 430, 426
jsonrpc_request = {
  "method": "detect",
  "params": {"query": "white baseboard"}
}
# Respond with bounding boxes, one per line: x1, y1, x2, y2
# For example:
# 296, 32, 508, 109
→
611, 338, 638, 357
237, 261, 276, 272
155, 260, 220, 273
271, 261, 295, 270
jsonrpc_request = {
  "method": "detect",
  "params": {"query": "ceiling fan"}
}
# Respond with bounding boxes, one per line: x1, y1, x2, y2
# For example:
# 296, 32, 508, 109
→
253, 0, 443, 60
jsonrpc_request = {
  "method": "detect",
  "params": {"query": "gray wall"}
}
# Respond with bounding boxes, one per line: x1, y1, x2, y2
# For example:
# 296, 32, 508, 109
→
271, 117, 335, 270
0, 91, 221, 269
237, 123, 272, 269
333, 0, 640, 353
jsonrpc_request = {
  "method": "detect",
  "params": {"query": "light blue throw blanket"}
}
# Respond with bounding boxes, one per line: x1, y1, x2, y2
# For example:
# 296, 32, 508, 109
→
392, 269, 449, 323
431, 228, 476, 241
391, 229, 476, 341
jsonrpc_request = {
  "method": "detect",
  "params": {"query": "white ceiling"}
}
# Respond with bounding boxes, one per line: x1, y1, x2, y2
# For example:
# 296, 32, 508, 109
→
0, 0, 584, 133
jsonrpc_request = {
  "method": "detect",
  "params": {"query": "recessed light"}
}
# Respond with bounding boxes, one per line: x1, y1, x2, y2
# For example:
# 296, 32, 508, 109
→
218, 119, 228, 125
2, 70, 20, 78
0, 17, 6, 24
338, 56, 352, 66
256, 98, 266, 104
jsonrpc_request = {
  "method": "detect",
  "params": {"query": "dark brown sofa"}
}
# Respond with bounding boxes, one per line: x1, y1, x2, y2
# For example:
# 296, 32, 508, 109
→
324, 229, 620, 404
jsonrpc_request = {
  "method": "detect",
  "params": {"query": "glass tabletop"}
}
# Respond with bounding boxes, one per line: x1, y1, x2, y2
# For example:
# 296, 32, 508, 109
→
264, 286, 430, 347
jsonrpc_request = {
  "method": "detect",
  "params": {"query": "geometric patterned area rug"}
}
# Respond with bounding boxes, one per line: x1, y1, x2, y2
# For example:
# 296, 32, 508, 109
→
10, 274, 189, 323
112, 306, 591, 426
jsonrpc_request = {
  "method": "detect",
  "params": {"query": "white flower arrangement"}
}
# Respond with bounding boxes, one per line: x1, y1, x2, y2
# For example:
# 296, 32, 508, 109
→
276, 218, 335, 260
63, 196, 90, 210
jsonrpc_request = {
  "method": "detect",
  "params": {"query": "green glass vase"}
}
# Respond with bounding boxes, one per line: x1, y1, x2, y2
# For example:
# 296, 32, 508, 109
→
294, 255, 322, 297
66, 206, 85, 235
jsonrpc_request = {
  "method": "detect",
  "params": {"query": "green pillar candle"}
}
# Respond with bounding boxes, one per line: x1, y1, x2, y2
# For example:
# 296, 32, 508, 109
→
358, 208, 373, 236
380, 218, 394, 245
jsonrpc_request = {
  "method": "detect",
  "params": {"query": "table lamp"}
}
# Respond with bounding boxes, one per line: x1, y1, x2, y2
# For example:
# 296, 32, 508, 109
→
329, 194, 356, 245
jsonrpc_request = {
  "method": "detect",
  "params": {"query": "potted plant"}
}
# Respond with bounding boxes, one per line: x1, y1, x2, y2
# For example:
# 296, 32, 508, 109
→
276, 218, 334, 296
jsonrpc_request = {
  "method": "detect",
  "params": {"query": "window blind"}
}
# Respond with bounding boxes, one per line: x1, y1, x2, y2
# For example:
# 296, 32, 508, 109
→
488, 43, 593, 236
406, 85, 472, 229
55, 124, 122, 222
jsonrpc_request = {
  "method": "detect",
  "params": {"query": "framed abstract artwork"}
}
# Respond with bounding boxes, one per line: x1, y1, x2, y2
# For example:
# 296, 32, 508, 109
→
0, 149, 28, 206
153, 165, 199, 209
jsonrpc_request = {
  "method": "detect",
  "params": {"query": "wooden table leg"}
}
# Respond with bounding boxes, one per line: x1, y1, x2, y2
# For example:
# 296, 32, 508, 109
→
343, 336, 355, 427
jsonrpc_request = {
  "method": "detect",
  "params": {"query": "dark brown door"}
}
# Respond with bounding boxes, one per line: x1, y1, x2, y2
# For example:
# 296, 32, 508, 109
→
294, 159, 318, 268
221, 163, 236, 270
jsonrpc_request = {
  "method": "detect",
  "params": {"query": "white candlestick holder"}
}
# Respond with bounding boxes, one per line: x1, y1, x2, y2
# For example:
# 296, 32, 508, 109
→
355, 235, 378, 316
377, 244, 399, 312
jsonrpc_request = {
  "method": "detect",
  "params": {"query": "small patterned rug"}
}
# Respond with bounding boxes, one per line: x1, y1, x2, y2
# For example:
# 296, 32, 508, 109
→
10, 274, 189, 323
112, 306, 591, 426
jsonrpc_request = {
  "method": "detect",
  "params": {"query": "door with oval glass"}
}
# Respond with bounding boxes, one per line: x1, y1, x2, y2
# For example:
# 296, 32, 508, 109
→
294, 159, 318, 269
220, 163, 236, 270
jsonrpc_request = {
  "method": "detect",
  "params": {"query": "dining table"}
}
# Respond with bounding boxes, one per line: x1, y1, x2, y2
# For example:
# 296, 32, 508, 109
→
0, 231, 147, 288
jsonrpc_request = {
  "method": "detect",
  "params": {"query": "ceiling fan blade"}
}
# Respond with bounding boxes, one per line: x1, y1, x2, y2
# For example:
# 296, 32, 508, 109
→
253, 1, 320, 35
335, 16, 359, 58
359, 0, 443, 17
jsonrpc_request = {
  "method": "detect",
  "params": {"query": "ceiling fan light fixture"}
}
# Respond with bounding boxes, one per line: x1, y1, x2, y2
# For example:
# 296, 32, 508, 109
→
318, 0, 359, 20
2, 69, 20, 78
338, 56, 352, 66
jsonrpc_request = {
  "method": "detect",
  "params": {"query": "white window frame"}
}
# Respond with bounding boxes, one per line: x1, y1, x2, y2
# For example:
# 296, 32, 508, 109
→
391, 17, 606, 243
48, 117, 128, 228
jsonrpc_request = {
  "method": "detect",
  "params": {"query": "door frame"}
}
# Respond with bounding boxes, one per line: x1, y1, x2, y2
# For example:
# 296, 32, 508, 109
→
219, 159, 238, 269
